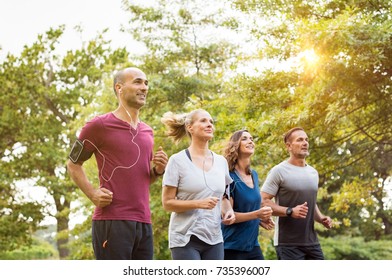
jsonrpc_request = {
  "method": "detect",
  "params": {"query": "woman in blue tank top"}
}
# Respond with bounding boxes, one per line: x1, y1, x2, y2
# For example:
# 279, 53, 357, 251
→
222, 130, 274, 260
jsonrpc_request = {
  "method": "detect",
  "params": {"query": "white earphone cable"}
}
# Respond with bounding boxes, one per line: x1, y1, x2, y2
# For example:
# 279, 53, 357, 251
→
82, 102, 141, 183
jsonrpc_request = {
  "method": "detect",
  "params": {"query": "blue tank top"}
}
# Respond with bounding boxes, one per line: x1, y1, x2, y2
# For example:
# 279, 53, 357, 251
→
222, 170, 261, 251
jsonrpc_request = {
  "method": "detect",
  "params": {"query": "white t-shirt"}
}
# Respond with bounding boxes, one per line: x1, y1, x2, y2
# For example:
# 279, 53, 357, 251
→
162, 149, 233, 248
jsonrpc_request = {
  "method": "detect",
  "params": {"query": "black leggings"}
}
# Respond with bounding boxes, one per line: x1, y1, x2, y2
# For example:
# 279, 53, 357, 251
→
171, 235, 224, 260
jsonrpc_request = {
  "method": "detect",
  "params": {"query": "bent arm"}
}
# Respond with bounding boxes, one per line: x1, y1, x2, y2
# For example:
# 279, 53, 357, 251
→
221, 197, 235, 225
150, 146, 168, 183
314, 204, 324, 222
162, 185, 219, 213
232, 208, 258, 223
67, 159, 96, 200
225, 196, 272, 224
150, 166, 162, 184
314, 204, 333, 229
67, 159, 113, 207
233, 208, 271, 223
261, 191, 309, 219
261, 191, 287, 217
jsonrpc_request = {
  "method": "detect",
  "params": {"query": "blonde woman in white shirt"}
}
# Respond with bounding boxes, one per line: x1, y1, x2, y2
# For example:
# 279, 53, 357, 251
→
161, 109, 235, 260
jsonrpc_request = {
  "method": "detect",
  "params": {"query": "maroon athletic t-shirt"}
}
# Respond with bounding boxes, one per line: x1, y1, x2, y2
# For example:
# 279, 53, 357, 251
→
78, 112, 154, 223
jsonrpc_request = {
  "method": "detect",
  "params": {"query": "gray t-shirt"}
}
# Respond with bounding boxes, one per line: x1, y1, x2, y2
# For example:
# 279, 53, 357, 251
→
162, 149, 233, 248
261, 160, 319, 246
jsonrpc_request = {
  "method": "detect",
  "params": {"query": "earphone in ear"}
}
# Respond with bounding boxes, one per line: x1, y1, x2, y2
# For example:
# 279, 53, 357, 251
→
115, 83, 122, 96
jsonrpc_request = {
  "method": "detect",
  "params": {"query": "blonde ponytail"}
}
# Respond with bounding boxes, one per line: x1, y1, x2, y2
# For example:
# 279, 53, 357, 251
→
161, 109, 207, 144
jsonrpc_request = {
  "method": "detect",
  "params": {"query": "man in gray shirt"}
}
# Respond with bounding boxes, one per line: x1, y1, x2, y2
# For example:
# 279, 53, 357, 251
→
261, 127, 332, 260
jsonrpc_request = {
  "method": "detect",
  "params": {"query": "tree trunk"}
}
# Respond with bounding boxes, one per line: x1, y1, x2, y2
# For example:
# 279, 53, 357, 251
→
57, 214, 70, 259
54, 194, 71, 259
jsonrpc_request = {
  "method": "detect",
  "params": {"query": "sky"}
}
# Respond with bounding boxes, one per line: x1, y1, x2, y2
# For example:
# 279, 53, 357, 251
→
0, 0, 133, 60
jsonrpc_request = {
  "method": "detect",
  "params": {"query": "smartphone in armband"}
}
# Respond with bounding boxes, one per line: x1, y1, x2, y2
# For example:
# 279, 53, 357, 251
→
69, 139, 84, 163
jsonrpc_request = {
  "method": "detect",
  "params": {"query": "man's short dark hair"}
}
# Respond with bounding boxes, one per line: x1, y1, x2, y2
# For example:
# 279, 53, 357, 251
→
284, 127, 305, 144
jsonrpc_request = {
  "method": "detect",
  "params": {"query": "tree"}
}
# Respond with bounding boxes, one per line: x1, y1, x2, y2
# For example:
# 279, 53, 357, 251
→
120, 0, 391, 257
227, 0, 392, 239
3, 0, 391, 260
0, 25, 129, 258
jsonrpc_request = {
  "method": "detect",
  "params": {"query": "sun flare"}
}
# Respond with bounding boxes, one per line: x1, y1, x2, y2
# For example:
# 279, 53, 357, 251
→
301, 48, 319, 66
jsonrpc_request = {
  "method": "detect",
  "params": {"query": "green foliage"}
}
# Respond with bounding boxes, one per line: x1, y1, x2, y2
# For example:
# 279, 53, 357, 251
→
123, 0, 241, 75
1, 0, 391, 260
67, 216, 95, 260
259, 235, 392, 260
0, 202, 44, 252
225, 0, 392, 241
259, 228, 277, 260
0, 236, 58, 260
321, 236, 392, 260
150, 179, 172, 260
0, 25, 130, 258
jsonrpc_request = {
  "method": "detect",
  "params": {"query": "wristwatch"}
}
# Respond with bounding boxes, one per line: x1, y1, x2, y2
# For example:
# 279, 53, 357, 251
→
152, 166, 165, 176
286, 207, 293, 217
